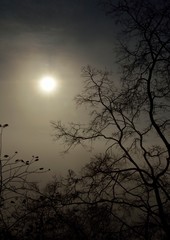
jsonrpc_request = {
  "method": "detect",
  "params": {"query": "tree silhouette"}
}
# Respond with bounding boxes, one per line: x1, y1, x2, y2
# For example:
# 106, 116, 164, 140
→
12, 174, 121, 240
52, 0, 170, 239
0, 124, 49, 239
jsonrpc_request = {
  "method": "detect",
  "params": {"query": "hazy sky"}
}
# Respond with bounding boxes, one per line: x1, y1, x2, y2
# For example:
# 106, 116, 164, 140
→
0, 0, 116, 180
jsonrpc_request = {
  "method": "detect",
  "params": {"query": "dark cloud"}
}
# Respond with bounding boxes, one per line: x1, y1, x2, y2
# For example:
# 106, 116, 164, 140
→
0, 0, 114, 68
0, 0, 101, 30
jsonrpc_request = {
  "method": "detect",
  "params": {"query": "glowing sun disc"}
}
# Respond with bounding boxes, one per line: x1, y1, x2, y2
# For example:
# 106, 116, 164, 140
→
39, 76, 56, 93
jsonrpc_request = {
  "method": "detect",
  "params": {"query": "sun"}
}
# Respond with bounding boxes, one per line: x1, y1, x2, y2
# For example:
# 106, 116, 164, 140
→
39, 76, 57, 93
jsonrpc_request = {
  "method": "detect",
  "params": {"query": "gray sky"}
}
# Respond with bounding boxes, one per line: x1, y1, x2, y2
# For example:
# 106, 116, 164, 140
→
0, 0, 116, 182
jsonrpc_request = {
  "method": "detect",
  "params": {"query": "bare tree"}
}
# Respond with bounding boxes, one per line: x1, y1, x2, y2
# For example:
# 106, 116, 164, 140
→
13, 173, 120, 240
52, 0, 170, 239
0, 124, 49, 239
